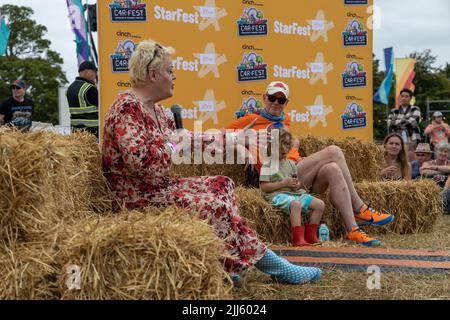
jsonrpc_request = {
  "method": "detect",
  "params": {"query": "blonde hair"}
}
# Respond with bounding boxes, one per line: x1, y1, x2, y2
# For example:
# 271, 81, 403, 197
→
129, 39, 175, 87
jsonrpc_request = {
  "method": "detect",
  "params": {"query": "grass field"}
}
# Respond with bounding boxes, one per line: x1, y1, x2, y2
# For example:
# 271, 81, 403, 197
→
233, 215, 450, 300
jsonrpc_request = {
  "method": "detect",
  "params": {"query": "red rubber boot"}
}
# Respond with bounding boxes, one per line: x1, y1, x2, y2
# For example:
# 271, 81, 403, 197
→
292, 226, 310, 246
304, 224, 320, 244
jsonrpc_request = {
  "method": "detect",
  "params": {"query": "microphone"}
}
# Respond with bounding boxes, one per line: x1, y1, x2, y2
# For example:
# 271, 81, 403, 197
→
171, 104, 183, 130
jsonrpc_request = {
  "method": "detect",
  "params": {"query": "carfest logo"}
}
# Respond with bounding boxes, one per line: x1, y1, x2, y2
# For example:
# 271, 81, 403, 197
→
341, 102, 367, 129
237, 52, 268, 82
237, 7, 268, 36
343, 19, 368, 46
342, 61, 367, 88
235, 97, 263, 118
109, 0, 147, 22
110, 40, 136, 72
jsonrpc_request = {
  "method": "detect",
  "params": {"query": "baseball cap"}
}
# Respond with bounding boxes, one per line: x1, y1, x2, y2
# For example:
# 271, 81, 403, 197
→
433, 111, 443, 118
266, 81, 289, 99
78, 61, 98, 72
11, 79, 26, 89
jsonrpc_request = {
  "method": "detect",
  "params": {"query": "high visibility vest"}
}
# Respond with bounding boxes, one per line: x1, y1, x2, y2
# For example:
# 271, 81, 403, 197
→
66, 79, 99, 128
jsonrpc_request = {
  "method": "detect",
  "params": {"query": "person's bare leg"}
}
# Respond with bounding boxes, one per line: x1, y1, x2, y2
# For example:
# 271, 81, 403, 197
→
297, 146, 364, 210
310, 162, 358, 229
290, 201, 302, 227
308, 199, 325, 225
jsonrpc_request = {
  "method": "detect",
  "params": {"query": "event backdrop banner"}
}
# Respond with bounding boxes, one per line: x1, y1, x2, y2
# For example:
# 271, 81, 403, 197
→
98, 0, 373, 141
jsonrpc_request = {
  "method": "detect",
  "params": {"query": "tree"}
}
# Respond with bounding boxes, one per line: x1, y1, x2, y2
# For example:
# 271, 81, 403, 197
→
373, 49, 450, 142
0, 4, 68, 124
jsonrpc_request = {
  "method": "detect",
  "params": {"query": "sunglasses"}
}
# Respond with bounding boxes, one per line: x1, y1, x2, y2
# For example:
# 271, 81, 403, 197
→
11, 85, 23, 90
267, 94, 287, 105
146, 43, 163, 71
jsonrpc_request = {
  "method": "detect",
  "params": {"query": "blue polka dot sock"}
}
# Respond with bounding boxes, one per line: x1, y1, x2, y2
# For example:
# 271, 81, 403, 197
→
255, 249, 321, 284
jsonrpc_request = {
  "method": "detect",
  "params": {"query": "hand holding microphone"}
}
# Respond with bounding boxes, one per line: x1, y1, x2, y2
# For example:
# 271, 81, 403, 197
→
171, 104, 183, 130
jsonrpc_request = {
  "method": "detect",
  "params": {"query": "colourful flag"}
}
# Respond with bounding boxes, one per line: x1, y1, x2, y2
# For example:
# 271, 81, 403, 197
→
0, 12, 11, 56
66, 0, 90, 64
373, 47, 394, 105
395, 58, 416, 107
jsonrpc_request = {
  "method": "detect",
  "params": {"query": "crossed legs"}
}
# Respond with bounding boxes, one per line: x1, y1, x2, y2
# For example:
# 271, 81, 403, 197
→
296, 145, 363, 229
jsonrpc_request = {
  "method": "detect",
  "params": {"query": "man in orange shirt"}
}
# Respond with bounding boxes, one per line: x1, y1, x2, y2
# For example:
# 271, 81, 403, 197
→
224, 81, 395, 246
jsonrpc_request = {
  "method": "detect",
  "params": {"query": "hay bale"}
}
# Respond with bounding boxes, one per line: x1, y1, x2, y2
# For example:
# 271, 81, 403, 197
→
236, 179, 442, 244
355, 179, 442, 235
236, 187, 291, 244
298, 135, 383, 183
0, 129, 111, 245
0, 243, 58, 300
54, 207, 233, 300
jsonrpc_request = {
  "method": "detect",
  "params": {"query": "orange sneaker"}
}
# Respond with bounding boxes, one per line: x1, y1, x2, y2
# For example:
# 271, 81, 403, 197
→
354, 203, 394, 227
345, 226, 381, 247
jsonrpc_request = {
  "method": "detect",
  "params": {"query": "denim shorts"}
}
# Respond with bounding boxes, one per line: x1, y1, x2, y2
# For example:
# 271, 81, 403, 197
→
271, 193, 315, 215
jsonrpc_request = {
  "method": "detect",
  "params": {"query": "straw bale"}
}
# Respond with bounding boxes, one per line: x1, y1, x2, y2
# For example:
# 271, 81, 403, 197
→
235, 187, 291, 244
354, 179, 442, 235
0, 243, 58, 300
0, 129, 111, 245
54, 207, 233, 300
298, 135, 384, 183
236, 179, 442, 244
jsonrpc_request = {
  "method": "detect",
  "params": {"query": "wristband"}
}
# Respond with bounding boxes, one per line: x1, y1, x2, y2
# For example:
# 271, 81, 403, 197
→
166, 141, 177, 153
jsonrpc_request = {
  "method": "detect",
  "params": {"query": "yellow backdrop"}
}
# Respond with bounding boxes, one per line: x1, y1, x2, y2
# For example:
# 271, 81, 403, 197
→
98, 0, 373, 141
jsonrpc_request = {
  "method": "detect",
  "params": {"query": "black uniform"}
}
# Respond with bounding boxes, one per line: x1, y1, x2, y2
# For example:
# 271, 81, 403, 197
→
66, 77, 99, 138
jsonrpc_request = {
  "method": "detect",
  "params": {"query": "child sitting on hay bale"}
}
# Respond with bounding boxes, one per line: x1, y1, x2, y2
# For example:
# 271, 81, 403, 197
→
261, 130, 395, 247
260, 129, 325, 246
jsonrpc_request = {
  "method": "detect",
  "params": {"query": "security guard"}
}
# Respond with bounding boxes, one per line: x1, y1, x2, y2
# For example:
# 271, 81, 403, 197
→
66, 61, 99, 138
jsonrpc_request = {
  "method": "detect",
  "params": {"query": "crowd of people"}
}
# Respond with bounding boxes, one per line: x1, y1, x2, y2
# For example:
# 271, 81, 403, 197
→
2, 38, 449, 286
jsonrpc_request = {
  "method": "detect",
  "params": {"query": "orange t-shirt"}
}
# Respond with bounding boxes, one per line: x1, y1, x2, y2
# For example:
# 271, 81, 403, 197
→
224, 113, 301, 172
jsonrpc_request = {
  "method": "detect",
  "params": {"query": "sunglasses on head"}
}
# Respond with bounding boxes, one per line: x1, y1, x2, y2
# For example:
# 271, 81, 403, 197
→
11, 85, 22, 90
267, 94, 287, 105
147, 43, 163, 71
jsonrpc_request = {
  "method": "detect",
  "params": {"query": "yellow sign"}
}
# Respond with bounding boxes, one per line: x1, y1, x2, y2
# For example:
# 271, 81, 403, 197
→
98, 0, 373, 141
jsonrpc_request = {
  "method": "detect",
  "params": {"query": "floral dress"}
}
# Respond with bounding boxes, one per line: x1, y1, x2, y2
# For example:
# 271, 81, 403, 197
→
102, 92, 266, 273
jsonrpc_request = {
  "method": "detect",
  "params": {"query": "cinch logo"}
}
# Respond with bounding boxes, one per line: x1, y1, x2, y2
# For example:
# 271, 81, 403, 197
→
341, 102, 367, 129
109, 0, 147, 22
343, 19, 367, 46
237, 52, 268, 82
344, 0, 368, 5
237, 7, 268, 36
342, 61, 366, 88
235, 97, 263, 118
110, 40, 136, 73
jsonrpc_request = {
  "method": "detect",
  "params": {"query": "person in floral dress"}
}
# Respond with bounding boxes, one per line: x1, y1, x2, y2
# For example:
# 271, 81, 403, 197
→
102, 39, 321, 284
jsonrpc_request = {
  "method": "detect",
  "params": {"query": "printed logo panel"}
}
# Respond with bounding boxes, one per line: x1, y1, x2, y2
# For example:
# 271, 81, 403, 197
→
109, 0, 147, 22
237, 7, 268, 36
110, 39, 136, 72
342, 61, 367, 88
343, 19, 368, 46
342, 102, 367, 129
237, 52, 268, 82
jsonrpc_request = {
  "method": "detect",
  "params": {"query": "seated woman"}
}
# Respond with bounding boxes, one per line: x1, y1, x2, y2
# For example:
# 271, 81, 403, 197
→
101, 39, 321, 285
421, 141, 450, 188
380, 133, 412, 180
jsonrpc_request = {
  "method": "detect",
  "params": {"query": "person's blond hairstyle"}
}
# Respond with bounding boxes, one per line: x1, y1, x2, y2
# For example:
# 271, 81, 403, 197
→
129, 39, 175, 87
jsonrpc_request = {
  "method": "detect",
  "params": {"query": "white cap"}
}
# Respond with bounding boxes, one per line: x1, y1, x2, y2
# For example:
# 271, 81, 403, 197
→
433, 111, 443, 118
266, 81, 289, 98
